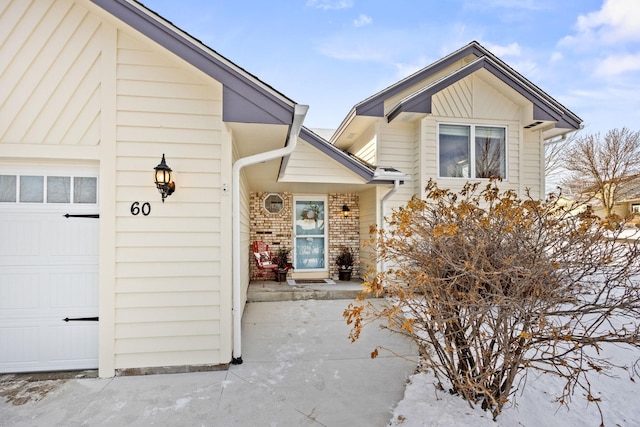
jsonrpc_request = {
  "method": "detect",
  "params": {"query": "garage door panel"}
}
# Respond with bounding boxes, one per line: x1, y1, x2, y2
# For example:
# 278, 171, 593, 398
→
0, 268, 98, 309
0, 219, 41, 256
45, 323, 99, 360
46, 270, 98, 308
45, 217, 98, 256
0, 167, 99, 373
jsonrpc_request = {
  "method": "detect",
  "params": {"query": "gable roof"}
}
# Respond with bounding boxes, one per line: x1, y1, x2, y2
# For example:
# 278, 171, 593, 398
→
386, 55, 581, 129
297, 127, 407, 184
334, 41, 582, 142
90, 0, 405, 186
91, 0, 296, 125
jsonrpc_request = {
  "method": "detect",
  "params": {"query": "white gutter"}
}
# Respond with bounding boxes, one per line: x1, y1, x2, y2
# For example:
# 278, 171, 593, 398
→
231, 104, 308, 364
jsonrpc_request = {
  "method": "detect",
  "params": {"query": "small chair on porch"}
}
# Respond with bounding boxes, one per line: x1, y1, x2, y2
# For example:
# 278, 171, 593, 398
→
252, 241, 278, 282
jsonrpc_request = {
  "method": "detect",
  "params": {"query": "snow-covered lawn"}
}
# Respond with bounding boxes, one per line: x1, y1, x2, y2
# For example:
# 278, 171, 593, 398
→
390, 340, 640, 426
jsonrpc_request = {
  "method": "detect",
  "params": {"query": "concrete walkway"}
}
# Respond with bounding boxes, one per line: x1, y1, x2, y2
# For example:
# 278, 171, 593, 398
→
1, 299, 416, 426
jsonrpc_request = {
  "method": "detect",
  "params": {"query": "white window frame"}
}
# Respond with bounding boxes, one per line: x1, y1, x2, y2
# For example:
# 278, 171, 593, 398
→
437, 122, 508, 180
292, 195, 328, 273
0, 174, 98, 204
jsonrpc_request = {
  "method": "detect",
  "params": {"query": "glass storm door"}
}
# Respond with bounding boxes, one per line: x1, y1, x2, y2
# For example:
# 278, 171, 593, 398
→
293, 197, 327, 272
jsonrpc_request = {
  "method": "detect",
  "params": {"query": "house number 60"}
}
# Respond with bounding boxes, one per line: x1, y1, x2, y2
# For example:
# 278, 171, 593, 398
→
130, 202, 151, 216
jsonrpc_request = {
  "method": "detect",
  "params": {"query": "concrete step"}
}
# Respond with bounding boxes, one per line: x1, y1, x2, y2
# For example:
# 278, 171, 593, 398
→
247, 279, 373, 302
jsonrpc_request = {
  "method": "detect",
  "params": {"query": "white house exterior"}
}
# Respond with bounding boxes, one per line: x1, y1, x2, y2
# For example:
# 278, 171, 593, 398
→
0, 0, 581, 377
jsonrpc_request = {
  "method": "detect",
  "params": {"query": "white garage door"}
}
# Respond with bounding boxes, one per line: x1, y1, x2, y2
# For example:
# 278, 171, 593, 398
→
0, 165, 99, 373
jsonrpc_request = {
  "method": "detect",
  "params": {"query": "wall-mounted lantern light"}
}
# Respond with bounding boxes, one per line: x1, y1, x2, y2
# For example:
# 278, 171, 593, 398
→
154, 154, 175, 203
342, 204, 350, 218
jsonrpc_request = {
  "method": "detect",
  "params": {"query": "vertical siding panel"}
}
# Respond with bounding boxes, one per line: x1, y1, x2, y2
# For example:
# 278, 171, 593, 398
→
98, 17, 118, 377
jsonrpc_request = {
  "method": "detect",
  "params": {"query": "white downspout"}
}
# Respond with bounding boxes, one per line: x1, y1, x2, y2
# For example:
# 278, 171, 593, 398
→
380, 179, 400, 273
231, 104, 308, 364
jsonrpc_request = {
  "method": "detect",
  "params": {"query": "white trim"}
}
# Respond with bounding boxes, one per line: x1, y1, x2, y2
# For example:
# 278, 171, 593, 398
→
292, 195, 329, 273
436, 121, 509, 180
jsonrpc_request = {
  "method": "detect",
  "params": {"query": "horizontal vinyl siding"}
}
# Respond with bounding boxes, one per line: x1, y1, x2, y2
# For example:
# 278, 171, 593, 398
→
0, 0, 101, 145
377, 121, 418, 213
113, 30, 225, 370
358, 187, 378, 279
522, 130, 543, 198
280, 139, 365, 184
114, 349, 221, 370
354, 137, 377, 165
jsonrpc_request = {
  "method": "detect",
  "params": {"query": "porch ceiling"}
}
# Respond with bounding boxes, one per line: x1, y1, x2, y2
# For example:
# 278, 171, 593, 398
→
229, 122, 382, 194
227, 122, 290, 158
245, 159, 381, 194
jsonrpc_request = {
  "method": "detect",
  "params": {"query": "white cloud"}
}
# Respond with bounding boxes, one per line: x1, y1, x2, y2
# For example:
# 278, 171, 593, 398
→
353, 14, 372, 27
550, 51, 563, 63
306, 0, 353, 10
564, 0, 640, 46
595, 53, 640, 76
484, 42, 521, 58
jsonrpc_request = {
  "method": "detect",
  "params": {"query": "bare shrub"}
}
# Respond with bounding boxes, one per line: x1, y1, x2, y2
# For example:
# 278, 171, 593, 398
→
345, 180, 640, 424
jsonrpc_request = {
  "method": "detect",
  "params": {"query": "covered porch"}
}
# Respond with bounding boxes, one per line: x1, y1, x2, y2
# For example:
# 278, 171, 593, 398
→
238, 126, 407, 294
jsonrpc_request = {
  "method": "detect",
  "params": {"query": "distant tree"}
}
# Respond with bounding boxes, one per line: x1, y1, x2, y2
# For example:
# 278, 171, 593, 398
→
561, 127, 640, 218
345, 180, 640, 424
544, 130, 579, 183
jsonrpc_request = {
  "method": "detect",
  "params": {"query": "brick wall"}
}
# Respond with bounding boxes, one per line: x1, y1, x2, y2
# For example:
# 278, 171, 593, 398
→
249, 192, 293, 279
249, 192, 360, 280
328, 193, 360, 279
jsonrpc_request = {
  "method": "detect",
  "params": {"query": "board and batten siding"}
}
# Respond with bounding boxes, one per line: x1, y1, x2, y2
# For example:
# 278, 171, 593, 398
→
382, 58, 471, 116
112, 29, 230, 370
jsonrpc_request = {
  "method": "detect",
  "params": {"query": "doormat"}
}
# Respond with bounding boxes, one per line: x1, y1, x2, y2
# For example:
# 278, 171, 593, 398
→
287, 279, 336, 286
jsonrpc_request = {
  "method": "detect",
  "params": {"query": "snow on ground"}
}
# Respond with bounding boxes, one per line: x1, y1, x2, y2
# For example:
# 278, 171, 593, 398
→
390, 344, 640, 426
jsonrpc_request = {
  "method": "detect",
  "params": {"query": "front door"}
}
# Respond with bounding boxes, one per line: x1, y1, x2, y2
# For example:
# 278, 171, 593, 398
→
293, 196, 327, 274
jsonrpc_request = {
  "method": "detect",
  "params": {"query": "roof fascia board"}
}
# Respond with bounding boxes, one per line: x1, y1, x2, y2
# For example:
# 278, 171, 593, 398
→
387, 57, 582, 130
92, 0, 294, 125
355, 42, 485, 117
296, 127, 376, 181
482, 59, 582, 129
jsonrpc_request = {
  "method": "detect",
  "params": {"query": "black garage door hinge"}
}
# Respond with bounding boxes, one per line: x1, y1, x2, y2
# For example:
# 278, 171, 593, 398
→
63, 214, 99, 218
63, 317, 99, 322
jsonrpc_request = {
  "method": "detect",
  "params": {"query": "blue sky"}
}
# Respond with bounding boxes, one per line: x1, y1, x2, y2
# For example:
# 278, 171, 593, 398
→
143, 0, 640, 134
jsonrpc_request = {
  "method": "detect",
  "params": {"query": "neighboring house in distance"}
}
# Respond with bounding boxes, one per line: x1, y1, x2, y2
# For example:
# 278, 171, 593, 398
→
0, 0, 582, 377
561, 175, 640, 222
